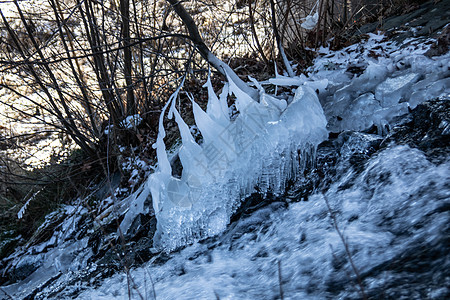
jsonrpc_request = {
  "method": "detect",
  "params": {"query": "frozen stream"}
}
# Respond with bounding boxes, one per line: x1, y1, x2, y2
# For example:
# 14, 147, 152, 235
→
1, 28, 449, 299
80, 144, 449, 299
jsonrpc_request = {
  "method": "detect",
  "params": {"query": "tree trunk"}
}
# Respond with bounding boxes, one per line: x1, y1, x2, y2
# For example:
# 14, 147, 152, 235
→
120, 0, 136, 116
166, 0, 258, 100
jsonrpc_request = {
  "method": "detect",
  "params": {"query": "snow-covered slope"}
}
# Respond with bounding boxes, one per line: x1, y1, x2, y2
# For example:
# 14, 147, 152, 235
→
84, 29, 449, 299
80, 144, 449, 300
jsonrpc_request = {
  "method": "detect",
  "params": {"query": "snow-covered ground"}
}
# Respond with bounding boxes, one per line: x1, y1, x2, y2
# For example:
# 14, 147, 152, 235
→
1, 25, 449, 299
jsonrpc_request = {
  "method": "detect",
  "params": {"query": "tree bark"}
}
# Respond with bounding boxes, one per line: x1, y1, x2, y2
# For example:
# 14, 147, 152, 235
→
120, 0, 136, 116
166, 0, 258, 100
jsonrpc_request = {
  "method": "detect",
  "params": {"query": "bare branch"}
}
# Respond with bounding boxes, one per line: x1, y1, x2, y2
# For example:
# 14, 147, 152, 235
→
166, 0, 258, 100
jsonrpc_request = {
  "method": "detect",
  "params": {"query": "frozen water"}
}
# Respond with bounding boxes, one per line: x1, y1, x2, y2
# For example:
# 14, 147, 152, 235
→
303, 32, 450, 133
143, 72, 327, 251
92, 31, 449, 297
269, 73, 306, 86
203, 73, 230, 127
301, 1, 319, 31
375, 73, 420, 107
130, 69, 327, 251
119, 31, 448, 252
2, 206, 92, 299
339, 93, 381, 131
301, 12, 318, 30
78, 145, 450, 300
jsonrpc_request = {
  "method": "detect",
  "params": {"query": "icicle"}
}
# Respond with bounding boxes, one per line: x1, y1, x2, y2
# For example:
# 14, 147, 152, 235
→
147, 72, 327, 251
119, 185, 150, 234
207, 52, 258, 100
248, 76, 264, 93
279, 44, 295, 77
269, 75, 304, 86
172, 107, 201, 155
120, 80, 184, 232
189, 94, 224, 144
219, 82, 230, 121
274, 62, 279, 95
249, 75, 287, 114
225, 70, 256, 111
153, 79, 185, 175
204, 70, 229, 127
171, 106, 212, 186
188, 93, 236, 164
17, 189, 41, 219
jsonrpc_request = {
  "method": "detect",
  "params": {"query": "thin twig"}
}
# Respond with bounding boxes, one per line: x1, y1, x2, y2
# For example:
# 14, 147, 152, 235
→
278, 259, 284, 300
323, 194, 367, 300
269, 0, 294, 77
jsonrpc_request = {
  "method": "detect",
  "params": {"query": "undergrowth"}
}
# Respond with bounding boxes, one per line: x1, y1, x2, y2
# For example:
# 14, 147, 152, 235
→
0, 148, 106, 259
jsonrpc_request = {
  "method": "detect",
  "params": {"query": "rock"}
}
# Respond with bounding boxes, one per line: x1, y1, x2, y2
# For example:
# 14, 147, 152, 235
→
336, 131, 383, 174
7, 255, 42, 283
358, 0, 450, 42
381, 97, 450, 163
0, 231, 22, 262
425, 25, 450, 57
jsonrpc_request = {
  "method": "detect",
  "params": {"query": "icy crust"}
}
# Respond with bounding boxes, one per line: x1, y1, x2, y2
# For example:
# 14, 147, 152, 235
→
273, 32, 449, 134
80, 145, 450, 300
1, 206, 92, 299
128, 73, 327, 251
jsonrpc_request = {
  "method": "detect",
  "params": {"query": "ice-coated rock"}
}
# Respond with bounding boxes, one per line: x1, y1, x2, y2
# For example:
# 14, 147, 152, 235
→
375, 73, 420, 107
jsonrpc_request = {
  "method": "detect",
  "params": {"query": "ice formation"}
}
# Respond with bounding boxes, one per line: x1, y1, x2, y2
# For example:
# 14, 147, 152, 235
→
306, 33, 450, 133
120, 71, 327, 251
118, 32, 449, 252
81, 145, 450, 300
2, 206, 92, 299
269, 32, 448, 134
301, 0, 319, 30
